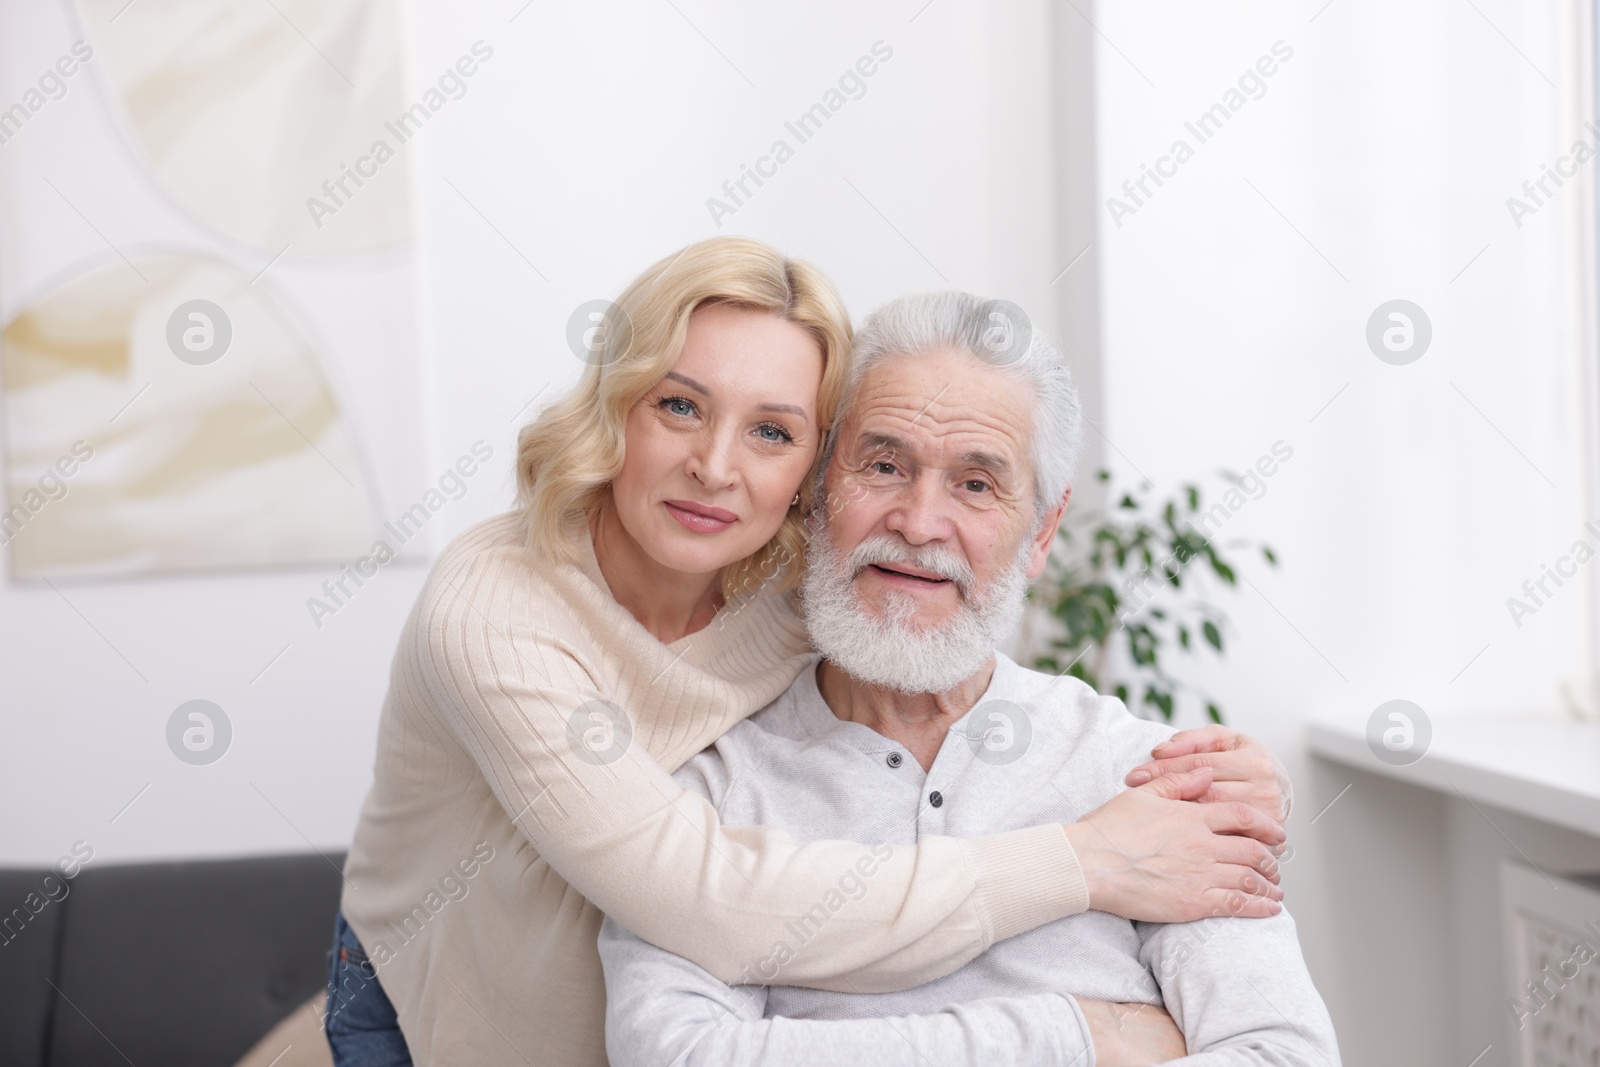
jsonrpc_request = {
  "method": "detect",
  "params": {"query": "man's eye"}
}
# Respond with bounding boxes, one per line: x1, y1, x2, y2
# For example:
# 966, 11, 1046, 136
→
872, 462, 898, 475
964, 479, 990, 493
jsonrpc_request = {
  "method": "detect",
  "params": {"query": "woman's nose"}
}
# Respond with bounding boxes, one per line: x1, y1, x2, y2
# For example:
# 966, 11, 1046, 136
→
684, 429, 736, 489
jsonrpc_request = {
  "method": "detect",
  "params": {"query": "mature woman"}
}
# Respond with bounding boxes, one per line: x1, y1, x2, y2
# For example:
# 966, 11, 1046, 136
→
325, 237, 1290, 1065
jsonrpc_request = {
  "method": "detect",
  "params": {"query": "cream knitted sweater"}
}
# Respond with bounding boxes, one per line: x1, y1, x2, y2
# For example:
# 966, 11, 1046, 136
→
341, 511, 1089, 1066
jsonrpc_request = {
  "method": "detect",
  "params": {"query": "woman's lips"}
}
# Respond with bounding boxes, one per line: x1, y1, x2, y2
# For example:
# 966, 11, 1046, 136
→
663, 499, 737, 534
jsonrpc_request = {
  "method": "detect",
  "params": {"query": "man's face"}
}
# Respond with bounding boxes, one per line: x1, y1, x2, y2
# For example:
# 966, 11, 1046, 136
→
801, 348, 1067, 694
823, 348, 1057, 628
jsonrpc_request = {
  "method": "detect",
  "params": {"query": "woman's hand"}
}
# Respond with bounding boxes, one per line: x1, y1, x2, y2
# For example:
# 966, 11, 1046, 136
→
1063, 767, 1285, 923
1124, 725, 1294, 824
1076, 997, 1188, 1065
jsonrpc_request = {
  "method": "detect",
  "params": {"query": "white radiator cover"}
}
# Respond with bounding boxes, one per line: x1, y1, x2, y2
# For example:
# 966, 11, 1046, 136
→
1500, 861, 1600, 1066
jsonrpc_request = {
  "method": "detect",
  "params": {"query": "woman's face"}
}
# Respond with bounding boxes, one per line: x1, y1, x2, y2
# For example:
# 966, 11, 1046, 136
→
610, 302, 825, 580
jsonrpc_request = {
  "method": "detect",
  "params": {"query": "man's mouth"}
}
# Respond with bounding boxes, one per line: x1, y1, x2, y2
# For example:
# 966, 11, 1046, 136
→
866, 563, 951, 585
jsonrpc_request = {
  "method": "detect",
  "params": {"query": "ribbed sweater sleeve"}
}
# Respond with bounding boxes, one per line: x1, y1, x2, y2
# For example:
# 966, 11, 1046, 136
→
415, 524, 1089, 992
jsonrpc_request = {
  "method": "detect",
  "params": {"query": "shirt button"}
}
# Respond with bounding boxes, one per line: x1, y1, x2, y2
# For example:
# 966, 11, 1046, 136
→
929, 791, 944, 808
886, 752, 903, 768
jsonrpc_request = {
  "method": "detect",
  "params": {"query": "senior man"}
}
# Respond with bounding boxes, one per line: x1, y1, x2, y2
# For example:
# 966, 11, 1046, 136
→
597, 292, 1340, 1066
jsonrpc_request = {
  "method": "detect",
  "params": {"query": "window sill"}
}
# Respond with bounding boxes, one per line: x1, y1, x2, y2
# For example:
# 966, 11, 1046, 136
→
1306, 712, 1600, 837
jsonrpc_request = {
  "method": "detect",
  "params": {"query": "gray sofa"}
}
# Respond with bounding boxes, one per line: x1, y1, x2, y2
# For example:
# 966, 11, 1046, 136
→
0, 852, 344, 1067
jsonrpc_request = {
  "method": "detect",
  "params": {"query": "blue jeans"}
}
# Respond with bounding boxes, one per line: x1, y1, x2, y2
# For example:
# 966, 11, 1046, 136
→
326, 911, 413, 1067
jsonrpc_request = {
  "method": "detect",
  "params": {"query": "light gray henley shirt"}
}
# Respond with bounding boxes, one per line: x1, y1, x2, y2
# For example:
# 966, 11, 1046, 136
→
598, 653, 1341, 1066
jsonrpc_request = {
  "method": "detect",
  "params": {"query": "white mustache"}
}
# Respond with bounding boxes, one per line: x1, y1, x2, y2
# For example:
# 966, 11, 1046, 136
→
846, 536, 975, 597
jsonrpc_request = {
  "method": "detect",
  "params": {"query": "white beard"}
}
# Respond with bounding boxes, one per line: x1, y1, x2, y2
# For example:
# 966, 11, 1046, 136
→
800, 525, 1032, 695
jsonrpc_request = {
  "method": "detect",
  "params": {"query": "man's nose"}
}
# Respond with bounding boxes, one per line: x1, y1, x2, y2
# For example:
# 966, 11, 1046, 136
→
884, 475, 950, 545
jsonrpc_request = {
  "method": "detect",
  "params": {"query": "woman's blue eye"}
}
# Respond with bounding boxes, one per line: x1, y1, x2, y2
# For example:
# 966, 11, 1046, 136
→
661, 396, 696, 417
757, 423, 793, 443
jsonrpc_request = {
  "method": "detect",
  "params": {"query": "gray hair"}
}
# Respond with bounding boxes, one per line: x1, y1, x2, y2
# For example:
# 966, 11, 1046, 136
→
818, 291, 1083, 516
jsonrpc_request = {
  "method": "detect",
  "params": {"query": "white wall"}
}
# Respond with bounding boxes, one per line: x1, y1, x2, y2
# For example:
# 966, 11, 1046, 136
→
408, 0, 1074, 536
1092, 2, 1600, 1063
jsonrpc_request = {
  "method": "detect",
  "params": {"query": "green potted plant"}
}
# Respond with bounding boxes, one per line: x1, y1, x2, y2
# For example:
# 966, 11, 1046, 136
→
1032, 470, 1277, 723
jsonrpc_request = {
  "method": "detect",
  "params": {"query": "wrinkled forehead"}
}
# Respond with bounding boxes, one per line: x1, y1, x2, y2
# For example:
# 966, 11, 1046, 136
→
835, 348, 1034, 470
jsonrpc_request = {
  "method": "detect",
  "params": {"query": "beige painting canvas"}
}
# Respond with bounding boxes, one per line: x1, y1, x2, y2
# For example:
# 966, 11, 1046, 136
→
0, 0, 423, 580
3, 255, 380, 576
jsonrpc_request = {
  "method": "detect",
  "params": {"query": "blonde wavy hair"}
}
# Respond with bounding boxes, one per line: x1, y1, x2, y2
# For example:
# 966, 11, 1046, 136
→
515, 236, 853, 596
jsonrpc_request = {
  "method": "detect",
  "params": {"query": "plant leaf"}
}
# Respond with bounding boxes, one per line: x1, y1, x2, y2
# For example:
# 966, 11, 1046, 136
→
1144, 685, 1175, 721
1202, 620, 1222, 651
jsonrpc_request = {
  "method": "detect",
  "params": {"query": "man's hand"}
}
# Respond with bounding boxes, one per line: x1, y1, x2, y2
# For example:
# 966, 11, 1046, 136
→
1076, 998, 1187, 1066
1063, 767, 1285, 923
1125, 725, 1294, 824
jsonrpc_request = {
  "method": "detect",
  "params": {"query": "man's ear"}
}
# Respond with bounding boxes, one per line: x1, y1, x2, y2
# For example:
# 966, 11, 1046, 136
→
1024, 485, 1071, 580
